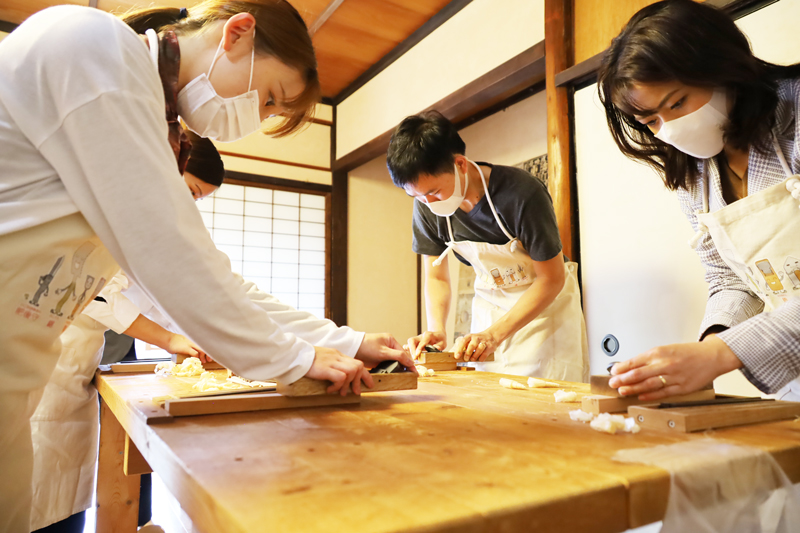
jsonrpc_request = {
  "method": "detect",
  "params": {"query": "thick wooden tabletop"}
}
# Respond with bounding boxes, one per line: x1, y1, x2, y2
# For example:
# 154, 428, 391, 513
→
96, 371, 800, 533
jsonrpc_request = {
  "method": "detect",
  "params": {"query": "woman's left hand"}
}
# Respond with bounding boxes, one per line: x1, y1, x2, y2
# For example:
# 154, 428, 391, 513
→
453, 330, 499, 362
167, 334, 211, 363
355, 333, 418, 373
608, 336, 743, 401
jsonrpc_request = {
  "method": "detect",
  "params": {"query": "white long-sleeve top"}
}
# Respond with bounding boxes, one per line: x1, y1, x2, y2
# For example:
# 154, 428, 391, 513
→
0, 6, 323, 383
86, 270, 364, 359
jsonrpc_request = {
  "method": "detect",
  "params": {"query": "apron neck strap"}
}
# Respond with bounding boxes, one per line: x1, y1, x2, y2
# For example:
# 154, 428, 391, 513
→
445, 216, 455, 243
471, 161, 516, 242
432, 217, 456, 267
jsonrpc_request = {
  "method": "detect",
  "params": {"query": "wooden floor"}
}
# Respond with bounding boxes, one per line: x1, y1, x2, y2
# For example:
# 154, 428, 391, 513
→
95, 371, 800, 533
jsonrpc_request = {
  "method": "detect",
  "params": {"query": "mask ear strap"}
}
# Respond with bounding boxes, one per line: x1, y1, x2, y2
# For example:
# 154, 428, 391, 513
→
208, 28, 256, 93
206, 35, 226, 79
248, 29, 256, 92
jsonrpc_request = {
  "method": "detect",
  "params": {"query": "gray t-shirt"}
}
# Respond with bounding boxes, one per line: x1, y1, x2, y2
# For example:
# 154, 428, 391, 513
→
412, 163, 563, 266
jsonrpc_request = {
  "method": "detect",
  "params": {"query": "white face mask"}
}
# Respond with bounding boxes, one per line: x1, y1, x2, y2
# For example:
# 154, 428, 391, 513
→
420, 162, 468, 217
177, 31, 262, 142
654, 88, 728, 159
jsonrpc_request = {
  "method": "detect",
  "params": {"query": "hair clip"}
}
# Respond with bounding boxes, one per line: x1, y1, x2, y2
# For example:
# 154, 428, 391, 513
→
178, 7, 188, 20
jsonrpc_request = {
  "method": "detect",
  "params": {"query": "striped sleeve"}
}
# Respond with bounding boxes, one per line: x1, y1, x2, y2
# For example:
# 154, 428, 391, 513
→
716, 298, 800, 393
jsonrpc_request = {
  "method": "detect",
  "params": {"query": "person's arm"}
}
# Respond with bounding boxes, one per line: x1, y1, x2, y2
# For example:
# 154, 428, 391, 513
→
716, 298, 800, 394
81, 272, 140, 335
234, 273, 415, 370
406, 254, 451, 358
123, 314, 205, 358
608, 335, 742, 400
454, 253, 566, 362
606, 302, 800, 400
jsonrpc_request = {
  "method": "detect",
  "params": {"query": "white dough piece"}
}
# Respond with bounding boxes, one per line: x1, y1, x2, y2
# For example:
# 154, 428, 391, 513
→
553, 389, 578, 402
590, 413, 641, 434
154, 356, 205, 377
416, 365, 436, 377
154, 361, 175, 376
500, 378, 528, 390
527, 377, 559, 388
192, 371, 274, 392
624, 418, 641, 434
569, 409, 595, 423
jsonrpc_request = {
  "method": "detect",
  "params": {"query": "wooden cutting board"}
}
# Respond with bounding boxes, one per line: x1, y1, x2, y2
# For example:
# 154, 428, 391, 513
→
416, 351, 494, 364
629, 399, 800, 432
277, 371, 418, 396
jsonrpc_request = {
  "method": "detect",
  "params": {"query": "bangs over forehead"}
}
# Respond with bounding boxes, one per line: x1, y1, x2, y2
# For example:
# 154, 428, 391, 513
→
263, 69, 321, 137
610, 78, 653, 117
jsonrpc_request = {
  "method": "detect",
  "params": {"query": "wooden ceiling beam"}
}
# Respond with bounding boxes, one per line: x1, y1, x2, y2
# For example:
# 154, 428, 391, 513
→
332, 41, 547, 174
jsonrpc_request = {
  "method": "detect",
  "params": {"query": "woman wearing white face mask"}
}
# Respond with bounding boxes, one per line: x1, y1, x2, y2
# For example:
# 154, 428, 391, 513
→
597, 0, 800, 401
387, 111, 588, 381
0, 2, 413, 531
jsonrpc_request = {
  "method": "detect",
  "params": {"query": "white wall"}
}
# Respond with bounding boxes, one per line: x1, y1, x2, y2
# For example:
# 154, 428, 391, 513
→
336, 0, 544, 160
575, 0, 800, 395
459, 91, 548, 164
575, 86, 708, 373
418, 92, 549, 347
347, 156, 418, 344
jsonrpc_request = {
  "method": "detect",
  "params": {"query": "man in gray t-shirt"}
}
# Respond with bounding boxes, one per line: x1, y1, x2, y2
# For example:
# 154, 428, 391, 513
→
387, 111, 588, 381
412, 163, 565, 266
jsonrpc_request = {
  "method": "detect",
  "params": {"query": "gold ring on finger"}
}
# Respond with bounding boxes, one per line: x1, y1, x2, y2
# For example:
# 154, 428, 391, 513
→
658, 375, 667, 388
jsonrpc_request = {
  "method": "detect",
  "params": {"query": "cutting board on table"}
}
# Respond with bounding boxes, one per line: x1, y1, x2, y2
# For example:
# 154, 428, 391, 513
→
415, 352, 494, 364
629, 398, 800, 432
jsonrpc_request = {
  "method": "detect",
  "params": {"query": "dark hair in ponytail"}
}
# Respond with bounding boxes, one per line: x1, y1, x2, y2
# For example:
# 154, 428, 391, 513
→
120, 1, 320, 137
185, 132, 225, 187
598, 0, 800, 191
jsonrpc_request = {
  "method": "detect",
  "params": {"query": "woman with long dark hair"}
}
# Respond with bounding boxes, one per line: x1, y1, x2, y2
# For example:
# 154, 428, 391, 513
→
597, 0, 800, 401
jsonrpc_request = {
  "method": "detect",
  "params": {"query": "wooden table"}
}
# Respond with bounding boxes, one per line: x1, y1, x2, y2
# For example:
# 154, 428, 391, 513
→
95, 371, 800, 533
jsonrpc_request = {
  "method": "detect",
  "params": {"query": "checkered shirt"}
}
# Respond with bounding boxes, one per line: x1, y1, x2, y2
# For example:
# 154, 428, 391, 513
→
676, 77, 800, 393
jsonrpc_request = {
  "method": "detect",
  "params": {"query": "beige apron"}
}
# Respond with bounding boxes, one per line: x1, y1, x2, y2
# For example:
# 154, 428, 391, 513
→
695, 134, 800, 401
0, 213, 117, 533
29, 312, 108, 530
434, 162, 588, 380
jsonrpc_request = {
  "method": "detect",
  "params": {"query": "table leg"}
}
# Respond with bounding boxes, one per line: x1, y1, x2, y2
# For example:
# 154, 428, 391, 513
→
97, 397, 141, 532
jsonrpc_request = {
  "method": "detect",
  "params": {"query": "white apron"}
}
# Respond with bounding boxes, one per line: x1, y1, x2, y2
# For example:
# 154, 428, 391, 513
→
434, 163, 588, 380
29, 311, 108, 530
696, 134, 800, 401
0, 213, 118, 533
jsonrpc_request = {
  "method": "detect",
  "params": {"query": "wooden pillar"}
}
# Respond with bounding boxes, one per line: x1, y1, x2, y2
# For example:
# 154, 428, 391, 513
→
330, 169, 348, 326
545, 0, 577, 261
329, 104, 348, 326
96, 398, 140, 532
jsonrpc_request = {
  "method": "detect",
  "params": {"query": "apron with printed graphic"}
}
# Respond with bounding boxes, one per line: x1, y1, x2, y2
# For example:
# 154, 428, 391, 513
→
22, 33, 188, 530
1, 30, 184, 532
434, 164, 588, 380
695, 134, 800, 401
0, 213, 118, 532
